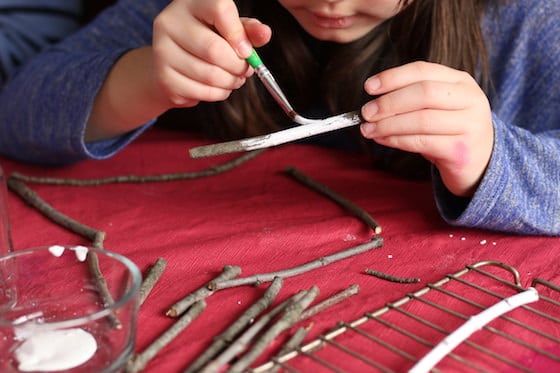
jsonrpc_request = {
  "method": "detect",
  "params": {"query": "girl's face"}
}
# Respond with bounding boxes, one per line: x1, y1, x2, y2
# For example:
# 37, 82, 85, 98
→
277, 0, 404, 43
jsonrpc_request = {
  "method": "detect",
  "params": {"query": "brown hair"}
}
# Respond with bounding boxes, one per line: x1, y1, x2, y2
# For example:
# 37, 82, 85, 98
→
161, 0, 494, 177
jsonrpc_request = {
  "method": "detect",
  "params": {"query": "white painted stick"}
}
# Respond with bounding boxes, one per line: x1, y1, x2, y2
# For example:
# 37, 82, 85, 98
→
189, 111, 362, 158
408, 287, 539, 373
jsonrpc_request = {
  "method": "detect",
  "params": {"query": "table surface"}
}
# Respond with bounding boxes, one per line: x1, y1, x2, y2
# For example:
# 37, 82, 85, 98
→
2, 128, 559, 372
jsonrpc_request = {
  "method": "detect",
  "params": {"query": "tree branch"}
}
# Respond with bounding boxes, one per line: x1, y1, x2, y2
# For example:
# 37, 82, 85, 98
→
167, 265, 242, 317
209, 237, 383, 290
284, 166, 381, 234
201, 291, 306, 373
185, 277, 284, 373
227, 286, 320, 373
364, 268, 420, 284
126, 300, 207, 373
10, 150, 264, 186
139, 258, 167, 306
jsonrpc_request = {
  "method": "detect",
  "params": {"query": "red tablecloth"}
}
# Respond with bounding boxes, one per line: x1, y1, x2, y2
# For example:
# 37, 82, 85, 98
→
2, 128, 559, 372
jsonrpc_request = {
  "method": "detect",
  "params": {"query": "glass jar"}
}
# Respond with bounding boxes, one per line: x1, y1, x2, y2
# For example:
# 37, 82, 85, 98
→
0, 165, 12, 254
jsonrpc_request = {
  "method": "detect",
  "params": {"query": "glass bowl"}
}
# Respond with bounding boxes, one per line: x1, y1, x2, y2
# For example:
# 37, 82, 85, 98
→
0, 245, 141, 372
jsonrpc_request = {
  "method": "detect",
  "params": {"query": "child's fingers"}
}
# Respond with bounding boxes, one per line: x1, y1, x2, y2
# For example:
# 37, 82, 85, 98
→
361, 80, 476, 122
361, 109, 465, 138
364, 61, 472, 95
163, 43, 246, 90
241, 18, 272, 47
197, 0, 253, 58
157, 65, 238, 106
371, 133, 457, 162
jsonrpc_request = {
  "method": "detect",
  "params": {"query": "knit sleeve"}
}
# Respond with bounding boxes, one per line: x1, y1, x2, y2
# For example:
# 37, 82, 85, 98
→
0, 0, 168, 165
0, 0, 83, 83
433, 0, 560, 235
434, 114, 560, 235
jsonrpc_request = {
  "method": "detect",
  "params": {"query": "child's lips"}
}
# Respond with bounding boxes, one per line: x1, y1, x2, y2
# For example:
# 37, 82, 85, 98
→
310, 12, 356, 29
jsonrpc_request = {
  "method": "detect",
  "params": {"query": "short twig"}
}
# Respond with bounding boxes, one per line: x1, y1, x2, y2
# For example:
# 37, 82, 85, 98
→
10, 150, 264, 186
300, 284, 360, 321
201, 291, 306, 373
184, 277, 284, 373
87, 251, 122, 329
364, 268, 421, 284
210, 237, 383, 290
127, 300, 207, 373
269, 323, 312, 373
167, 265, 242, 317
139, 258, 167, 306
284, 166, 382, 234
9, 178, 124, 328
227, 286, 320, 373
93, 231, 106, 249
7, 178, 101, 241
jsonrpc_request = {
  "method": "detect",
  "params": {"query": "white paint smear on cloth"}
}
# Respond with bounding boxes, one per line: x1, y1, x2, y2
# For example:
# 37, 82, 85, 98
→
15, 328, 97, 371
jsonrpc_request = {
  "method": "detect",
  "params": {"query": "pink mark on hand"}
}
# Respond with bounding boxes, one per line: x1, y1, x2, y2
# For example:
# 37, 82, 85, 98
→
453, 141, 470, 169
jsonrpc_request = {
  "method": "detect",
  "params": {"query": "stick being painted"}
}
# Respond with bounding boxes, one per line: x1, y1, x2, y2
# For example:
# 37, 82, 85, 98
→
189, 49, 363, 158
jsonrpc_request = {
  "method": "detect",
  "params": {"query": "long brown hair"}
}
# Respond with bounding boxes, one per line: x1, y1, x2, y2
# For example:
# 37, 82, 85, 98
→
161, 0, 494, 177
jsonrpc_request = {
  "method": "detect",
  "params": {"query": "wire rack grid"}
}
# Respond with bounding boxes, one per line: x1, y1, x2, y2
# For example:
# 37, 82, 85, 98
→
252, 260, 560, 373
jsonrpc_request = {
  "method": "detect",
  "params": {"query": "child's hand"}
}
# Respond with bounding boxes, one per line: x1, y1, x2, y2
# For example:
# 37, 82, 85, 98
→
151, 0, 271, 108
360, 61, 494, 197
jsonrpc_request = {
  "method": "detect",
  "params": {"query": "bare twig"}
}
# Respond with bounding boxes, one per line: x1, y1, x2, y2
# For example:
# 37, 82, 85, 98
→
300, 284, 360, 321
201, 291, 306, 373
10, 150, 264, 186
127, 300, 207, 373
139, 258, 167, 306
284, 166, 382, 234
7, 179, 124, 328
210, 237, 383, 290
7, 178, 101, 241
227, 286, 320, 373
87, 251, 122, 329
269, 323, 312, 373
184, 277, 284, 373
167, 265, 242, 317
364, 268, 421, 284
93, 231, 106, 249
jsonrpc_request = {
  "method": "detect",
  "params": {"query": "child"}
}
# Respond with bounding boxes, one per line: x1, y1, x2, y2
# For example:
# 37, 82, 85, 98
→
0, 0, 558, 235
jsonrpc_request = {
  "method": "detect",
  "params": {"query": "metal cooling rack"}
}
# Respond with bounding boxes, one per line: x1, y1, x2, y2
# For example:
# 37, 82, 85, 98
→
252, 260, 560, 372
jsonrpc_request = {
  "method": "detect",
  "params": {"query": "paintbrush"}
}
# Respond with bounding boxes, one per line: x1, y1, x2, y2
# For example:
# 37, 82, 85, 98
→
189, 50, 362, 158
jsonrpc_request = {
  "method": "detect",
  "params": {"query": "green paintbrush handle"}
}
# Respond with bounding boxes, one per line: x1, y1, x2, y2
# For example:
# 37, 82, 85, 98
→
246, 49, 263, 68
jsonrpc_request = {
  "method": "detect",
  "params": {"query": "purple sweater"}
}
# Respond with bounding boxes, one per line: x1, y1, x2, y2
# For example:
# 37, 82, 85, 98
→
0, 0, 559, 235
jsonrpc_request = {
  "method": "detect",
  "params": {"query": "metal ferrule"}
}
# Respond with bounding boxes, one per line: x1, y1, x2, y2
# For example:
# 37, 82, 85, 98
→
254, 65, 295, 116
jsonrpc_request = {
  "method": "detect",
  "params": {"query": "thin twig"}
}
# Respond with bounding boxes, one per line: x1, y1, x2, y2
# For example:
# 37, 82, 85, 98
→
93, 231, 106, 249
167, 265, 242, 317
284, 166, 382, 234
184, 277, 284, 373
10, 150, 264, 186
300, 284, 360, 321
210, 237, 383, 290
7, 178, 101, 241
139, 258, 167, 306
268, 323, 312, 373
227, 286, 320, 373
127, 300, 207, 373
7, 179, 123, 328
364, 268, 421, 284
201, 291, 306, 373
87, 251, 122, 329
